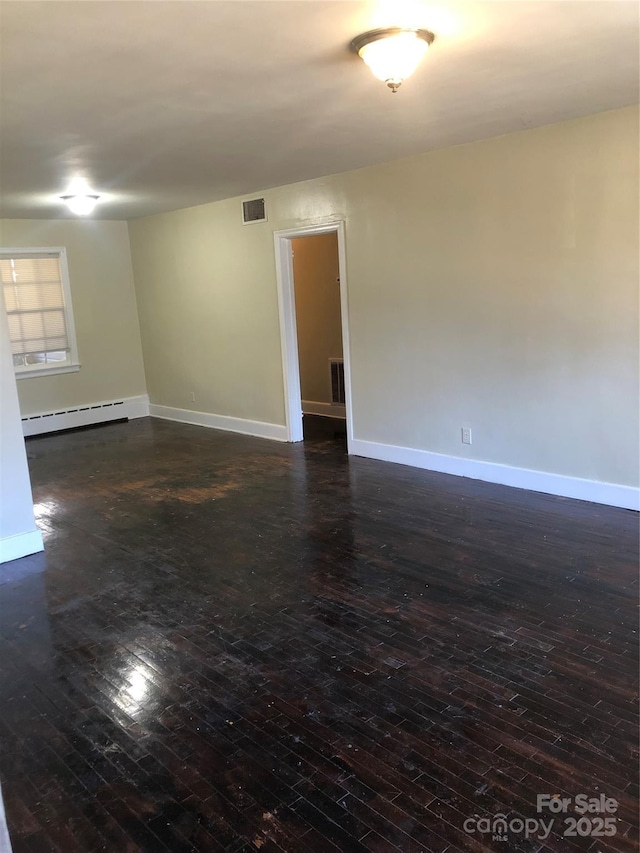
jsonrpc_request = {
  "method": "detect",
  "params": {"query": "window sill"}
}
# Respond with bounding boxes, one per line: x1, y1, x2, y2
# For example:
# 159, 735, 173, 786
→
15, 363, 81, 380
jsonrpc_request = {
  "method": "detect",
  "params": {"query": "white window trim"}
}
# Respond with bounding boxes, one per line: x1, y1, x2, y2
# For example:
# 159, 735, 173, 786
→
15, 363, 81, 379
0, 246, 80, 380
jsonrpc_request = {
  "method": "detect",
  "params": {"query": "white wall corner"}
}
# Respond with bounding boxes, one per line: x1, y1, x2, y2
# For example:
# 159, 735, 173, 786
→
0, 779, 11, 853
149, 404, 288, 442
0, 528, 44, 564
350, 438, 639, 511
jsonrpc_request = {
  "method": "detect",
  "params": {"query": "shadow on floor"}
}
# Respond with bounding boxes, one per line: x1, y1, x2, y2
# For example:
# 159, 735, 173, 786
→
302, 413, 347, 448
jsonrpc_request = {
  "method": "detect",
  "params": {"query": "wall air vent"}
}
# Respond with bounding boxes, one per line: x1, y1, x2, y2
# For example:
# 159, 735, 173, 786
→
330, 359, 345, 405
242, 197, 267, 225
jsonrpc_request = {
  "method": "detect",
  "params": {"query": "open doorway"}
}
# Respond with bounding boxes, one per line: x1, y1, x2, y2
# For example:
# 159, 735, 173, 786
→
292, 232, 345, 445
274, 222, 353, 450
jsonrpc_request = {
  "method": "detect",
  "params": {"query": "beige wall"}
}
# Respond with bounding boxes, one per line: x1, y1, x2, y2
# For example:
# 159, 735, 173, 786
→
292, 233, 342, 405
0, 219, 147, 416
129, 202, 286, 424
129, 106, 639, 487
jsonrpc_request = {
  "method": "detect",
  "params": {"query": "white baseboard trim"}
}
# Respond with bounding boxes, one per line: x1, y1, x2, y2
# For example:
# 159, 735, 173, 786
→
126, 395, 151, 420
0, 528, 44, 564
350, 438, 639, 511
22, 395, 150, 437
303, 400, 346, 419
149, 404, 288, 442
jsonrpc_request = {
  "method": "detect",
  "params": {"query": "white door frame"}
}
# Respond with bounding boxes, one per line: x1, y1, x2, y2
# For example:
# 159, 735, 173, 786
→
274, 220, 354, 450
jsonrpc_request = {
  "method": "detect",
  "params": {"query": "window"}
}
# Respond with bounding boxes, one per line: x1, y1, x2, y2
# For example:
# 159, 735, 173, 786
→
0, 248, 79, 377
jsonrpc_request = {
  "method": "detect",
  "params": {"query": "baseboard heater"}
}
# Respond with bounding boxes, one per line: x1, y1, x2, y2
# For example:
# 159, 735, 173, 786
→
21, 396, 149, 437
330, 358, 345, 405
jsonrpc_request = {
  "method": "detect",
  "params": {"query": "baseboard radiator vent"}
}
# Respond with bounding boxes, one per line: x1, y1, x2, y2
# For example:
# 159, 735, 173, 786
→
330, 358, 345, 405
21, 395, 150, 437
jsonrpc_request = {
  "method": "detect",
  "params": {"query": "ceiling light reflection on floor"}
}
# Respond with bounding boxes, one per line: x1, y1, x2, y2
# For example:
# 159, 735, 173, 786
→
114, 664, 156, 716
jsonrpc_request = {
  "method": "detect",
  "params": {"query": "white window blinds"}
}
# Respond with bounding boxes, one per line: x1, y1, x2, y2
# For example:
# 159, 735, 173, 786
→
1, 253, 71, 367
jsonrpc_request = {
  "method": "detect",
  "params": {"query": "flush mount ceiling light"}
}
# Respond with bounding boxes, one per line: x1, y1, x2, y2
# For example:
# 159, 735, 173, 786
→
351, 27, 435, 93
59, 193, 100, 216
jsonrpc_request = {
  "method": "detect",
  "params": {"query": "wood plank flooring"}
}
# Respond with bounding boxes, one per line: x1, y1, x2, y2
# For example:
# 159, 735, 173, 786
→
0, 417, 637, 852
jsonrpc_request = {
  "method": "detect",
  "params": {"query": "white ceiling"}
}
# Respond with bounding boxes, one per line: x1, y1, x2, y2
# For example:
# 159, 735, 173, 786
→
1, 0, 638, 220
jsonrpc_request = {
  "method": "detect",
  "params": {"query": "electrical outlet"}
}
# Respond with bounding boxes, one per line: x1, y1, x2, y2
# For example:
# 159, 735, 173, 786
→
461, 427, 472, 445
189, 392, 196, 403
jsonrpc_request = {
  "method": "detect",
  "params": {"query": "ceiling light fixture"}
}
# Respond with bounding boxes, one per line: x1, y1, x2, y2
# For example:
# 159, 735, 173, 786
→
60, 193, 100, 216
351, 27, 435, 93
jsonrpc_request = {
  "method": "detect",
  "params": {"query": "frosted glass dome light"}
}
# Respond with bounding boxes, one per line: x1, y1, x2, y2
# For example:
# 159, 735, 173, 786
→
60, 193, 100, 215
351, 28, 435, 93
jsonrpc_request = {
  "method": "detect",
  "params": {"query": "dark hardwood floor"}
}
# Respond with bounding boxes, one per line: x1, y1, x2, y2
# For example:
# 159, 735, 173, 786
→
302, 414, 347, 445
0, 417, 637, 852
